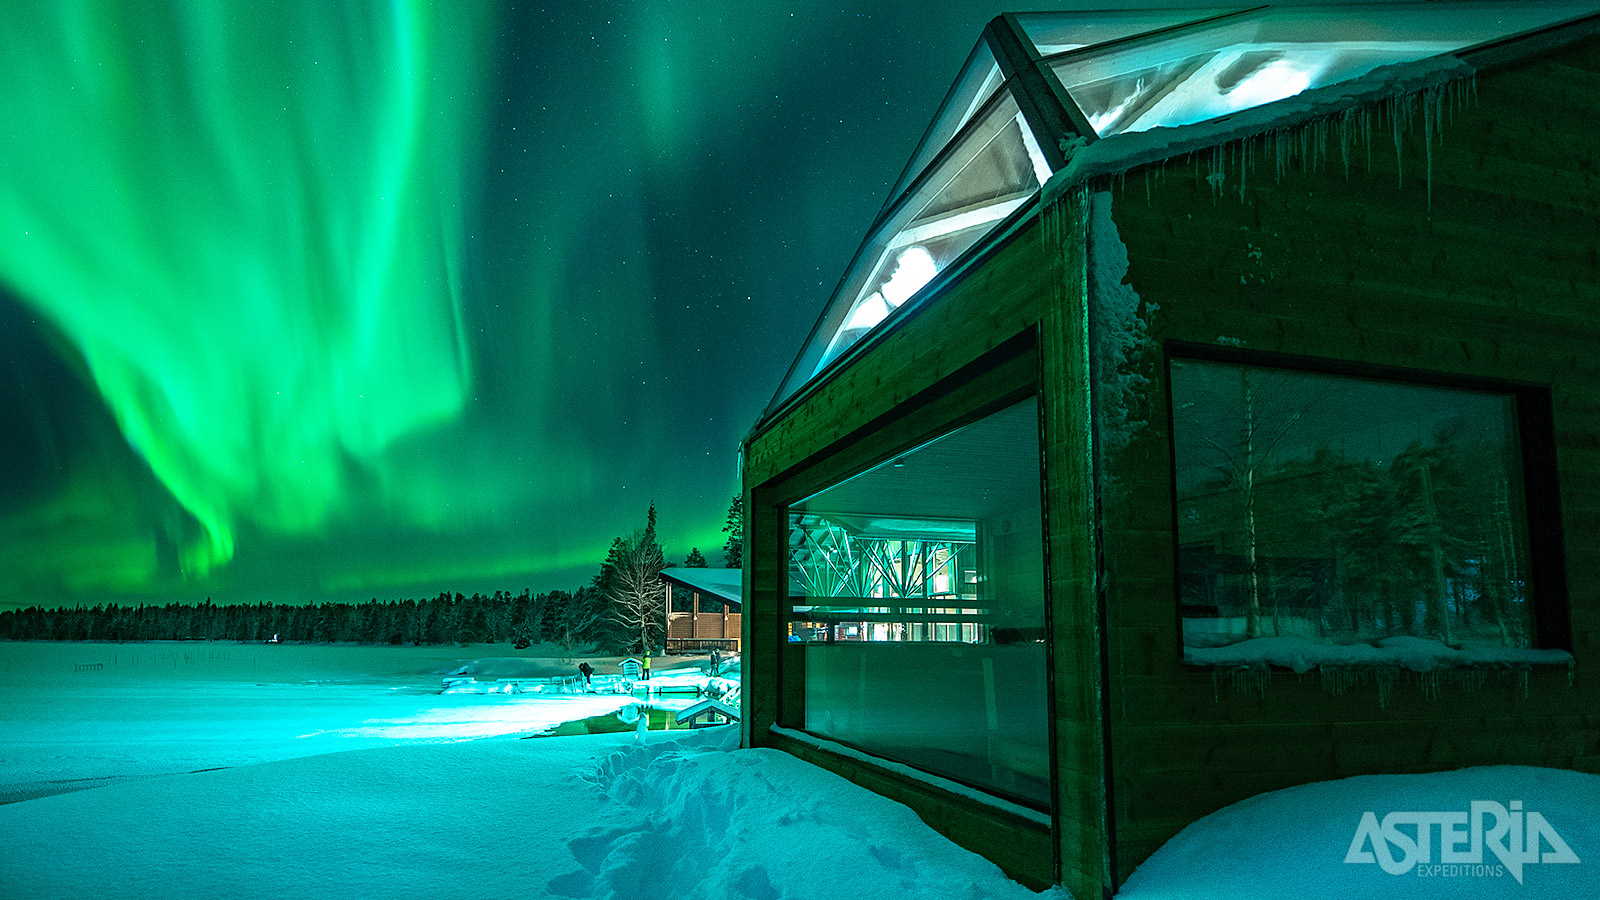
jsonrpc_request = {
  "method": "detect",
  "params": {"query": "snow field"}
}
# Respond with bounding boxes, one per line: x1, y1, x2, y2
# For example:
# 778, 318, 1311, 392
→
0, 727, 1064, 900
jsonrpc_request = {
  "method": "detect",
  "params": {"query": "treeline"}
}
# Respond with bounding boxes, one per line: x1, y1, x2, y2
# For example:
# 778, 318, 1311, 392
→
2, 496, 748, 650
0, 589, 609, 647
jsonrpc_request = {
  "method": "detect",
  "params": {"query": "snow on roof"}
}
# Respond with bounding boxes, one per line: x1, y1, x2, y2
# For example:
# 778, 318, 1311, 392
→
674, 697, 739, 723
660, 566, 743, 604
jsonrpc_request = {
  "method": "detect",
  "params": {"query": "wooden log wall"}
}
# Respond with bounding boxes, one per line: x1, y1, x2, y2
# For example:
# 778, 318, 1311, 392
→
1097, 35, 1600, 880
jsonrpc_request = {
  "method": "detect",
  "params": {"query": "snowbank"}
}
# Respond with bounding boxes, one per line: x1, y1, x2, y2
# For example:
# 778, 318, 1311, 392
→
0, 726, 1065, 900
1120, 766, 1599, 900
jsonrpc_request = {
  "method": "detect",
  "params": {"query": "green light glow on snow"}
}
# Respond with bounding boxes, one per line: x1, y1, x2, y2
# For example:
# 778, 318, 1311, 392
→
0, 0, 495, 575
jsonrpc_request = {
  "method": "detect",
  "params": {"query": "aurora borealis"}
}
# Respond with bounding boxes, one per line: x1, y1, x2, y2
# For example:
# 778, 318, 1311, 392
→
1, 0, 1023, 610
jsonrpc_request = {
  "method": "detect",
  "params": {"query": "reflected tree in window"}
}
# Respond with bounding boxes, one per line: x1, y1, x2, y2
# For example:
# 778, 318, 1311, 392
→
1172, 358, 1531, 651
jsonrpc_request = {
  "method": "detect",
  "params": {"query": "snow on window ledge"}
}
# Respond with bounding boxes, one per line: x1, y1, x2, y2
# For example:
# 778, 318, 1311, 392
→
1184, 635, 1574, 675
767, 725, 1050, 826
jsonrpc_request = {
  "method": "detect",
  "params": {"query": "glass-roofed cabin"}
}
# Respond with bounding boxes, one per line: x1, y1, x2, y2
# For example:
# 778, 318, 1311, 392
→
739, 4, 1600, 895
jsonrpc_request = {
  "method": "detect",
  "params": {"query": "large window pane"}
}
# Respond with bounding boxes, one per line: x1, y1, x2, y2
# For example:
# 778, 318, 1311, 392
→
786, 399, 1048, 807
1170, 357, 1535, 658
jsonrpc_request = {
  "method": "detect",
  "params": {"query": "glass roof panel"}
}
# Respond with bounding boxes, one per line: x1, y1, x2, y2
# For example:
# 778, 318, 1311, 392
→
881, 40, 1005, 217
768, 3, 1600, 412
776, 88, 1051, 400
1017, 8, 1243, 57
1050, 3, 1600, 138
819, 88, 1049, 373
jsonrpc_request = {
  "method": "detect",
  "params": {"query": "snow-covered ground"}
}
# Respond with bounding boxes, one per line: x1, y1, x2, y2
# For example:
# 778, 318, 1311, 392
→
4, 642, 1595, 899
0, 641, 694, 803
0, 725, 1060, 900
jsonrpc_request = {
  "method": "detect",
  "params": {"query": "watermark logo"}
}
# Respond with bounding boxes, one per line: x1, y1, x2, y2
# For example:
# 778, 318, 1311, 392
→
1345, 801, 1580, 884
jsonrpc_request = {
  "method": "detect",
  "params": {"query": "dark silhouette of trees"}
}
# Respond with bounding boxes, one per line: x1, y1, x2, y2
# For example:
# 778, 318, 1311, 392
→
722, 495, 744, 569
2, 503, 720, 651
0, 587, 620, 647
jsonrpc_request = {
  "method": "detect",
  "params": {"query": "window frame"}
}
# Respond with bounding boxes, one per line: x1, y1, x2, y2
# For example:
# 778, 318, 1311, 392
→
764, 337, 1056, 810
1162, 341, 1571, 664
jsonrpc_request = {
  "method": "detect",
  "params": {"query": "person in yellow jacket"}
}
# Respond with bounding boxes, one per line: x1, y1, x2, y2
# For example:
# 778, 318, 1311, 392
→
642, 653, 651, 681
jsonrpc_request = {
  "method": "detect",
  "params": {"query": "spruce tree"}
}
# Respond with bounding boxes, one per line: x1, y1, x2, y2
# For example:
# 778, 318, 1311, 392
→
722, 495, 745, 569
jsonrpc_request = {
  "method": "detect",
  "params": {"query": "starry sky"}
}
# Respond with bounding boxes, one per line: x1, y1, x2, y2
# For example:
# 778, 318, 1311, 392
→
0, 0, 1080, 610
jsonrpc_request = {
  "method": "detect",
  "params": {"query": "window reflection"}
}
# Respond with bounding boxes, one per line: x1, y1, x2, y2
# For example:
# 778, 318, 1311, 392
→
786, 399, 1048, 806
1170, 358, 1535, 654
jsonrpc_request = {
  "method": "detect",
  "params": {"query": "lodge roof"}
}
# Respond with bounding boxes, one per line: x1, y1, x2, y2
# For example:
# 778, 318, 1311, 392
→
660, 567, 744, 606
765, 2, 1600, 419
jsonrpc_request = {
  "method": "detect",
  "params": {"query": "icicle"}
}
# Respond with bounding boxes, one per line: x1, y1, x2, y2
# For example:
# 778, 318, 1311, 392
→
1391, 94, 1406, 192
1322, 666, 1354, 696
1228, 665, 1271, 698
1207, 145, 1226, 197
1337, 108, 1352, 178
1240, 135, 1249, 201
1363, 105, 1373, 172
1420, 670, 1439, 701
1424, 85, 1436, 210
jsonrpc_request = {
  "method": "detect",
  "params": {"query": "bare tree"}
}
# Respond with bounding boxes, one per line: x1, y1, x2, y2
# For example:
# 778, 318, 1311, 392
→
605, 531, 667, 653
1180, 365, 1324, 639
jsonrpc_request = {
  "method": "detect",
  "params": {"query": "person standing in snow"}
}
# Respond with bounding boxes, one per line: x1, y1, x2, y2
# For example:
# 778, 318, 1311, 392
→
642, 654, 651, 681
578, 661, 594, 689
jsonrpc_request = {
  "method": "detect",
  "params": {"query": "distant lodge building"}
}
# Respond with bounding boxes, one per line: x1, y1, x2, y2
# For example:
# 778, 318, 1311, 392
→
662, 568, 742, 653
738, 5, 1600, 898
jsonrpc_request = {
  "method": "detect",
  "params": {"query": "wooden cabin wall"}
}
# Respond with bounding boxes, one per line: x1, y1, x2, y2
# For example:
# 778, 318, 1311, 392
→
1097, 36, 1600, 880
741, 207, 1111, 895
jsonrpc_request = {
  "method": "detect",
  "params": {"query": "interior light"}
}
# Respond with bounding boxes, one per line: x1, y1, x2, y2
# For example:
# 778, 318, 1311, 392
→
880, 246, 937, 307
843, 292, 890, 332
1220, 55, 1320, 111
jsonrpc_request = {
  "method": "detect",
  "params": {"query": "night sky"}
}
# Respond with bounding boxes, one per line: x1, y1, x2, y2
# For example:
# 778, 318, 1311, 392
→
0, 0, 1084, 610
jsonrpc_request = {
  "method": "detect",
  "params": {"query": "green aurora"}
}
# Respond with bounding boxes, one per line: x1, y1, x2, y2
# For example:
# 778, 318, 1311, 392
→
0, 0, 1026, 610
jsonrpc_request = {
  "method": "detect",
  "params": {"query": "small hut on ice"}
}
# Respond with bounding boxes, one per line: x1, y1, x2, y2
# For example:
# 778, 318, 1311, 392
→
737, 4, 1600, 895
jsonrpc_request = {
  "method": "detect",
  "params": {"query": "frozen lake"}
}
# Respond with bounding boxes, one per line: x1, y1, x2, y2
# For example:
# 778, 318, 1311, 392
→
0, 642, 651, 803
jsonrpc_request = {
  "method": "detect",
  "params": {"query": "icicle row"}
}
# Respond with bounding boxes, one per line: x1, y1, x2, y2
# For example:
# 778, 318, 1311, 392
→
1141, 71, 1476, 206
